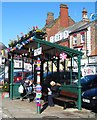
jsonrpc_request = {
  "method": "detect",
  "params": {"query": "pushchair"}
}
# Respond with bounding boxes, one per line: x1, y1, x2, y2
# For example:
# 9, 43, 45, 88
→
20, 80, 36, 102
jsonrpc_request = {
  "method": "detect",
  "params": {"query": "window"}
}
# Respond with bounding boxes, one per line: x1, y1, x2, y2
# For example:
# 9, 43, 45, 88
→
81, 34, 85, 43
53, 36, 55, 43
59, 34, 60, 40
45, 37, 48, 41
61, 32, 64, 39
64, 31, 68, 39
55, 35, 58, 42
73, 36, 77, 45
50, 36, 53, 43
77, 48, 83, 51
19, 62, 21, 67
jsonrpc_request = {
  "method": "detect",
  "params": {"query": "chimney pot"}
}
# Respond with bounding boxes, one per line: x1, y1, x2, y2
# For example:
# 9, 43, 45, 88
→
82, 8, 89, 22
46, 12, 54, 25
60, 4, 68, 9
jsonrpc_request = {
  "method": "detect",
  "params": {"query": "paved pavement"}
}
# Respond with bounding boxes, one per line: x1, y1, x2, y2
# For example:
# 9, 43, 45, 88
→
0, 93, 97, 119
0, 93, 9, 119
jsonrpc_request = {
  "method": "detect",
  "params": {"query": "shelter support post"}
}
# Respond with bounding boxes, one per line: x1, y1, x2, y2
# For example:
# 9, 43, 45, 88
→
10, 54, 14, 100
77, 55, 82, 110
57, 58, 59, 72
51, 60, 53, 73
22, 55, 24, 80
64, 60, 66, 71
40, 61, 43, 83
35, 43, 42, 114
32, 59, 34, 74
47, 61, 48, 74
70, 57, 72, 84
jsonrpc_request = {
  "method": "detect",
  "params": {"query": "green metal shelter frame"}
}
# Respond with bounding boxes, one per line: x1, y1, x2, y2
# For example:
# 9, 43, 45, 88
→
8, 31, 83, 110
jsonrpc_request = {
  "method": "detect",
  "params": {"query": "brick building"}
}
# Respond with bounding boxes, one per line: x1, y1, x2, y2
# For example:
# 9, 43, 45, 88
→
90, 20, 97, 56
42, 4, 75, 41
45, 7, 97, 75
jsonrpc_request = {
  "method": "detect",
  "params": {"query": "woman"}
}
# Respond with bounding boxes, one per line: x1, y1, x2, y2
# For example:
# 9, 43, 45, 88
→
47, 80, 61, 107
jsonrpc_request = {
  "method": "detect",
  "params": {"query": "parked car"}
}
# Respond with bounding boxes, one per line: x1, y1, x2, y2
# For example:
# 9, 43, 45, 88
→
82, 87, 97, 109
25, 72, 52, 84
26, 74, 34, 81
43, 71, 80, 85
73, 74, 97, 91
14, 71, 32, 83
21, 71, 79, 91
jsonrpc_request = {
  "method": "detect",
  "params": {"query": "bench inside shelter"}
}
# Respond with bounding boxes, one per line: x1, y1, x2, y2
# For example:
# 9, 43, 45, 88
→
42, 84, 78, 109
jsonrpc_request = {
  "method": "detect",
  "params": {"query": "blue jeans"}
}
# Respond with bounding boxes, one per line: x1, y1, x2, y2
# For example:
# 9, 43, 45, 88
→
27, 86, 32, 93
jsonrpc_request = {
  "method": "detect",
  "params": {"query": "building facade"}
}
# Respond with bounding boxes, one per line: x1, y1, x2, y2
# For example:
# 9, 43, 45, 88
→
43, 7, 97, 76
42, 4, 75, 41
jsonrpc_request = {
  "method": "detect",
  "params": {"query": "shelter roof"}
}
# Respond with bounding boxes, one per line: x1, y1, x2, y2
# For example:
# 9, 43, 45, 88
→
8, 29, 83, 58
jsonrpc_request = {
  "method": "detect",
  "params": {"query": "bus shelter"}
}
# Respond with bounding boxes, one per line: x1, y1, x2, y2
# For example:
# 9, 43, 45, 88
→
8, 29, 83, 113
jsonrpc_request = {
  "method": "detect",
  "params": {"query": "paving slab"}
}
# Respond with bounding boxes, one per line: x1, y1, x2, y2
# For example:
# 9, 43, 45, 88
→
1, 93, 96, 119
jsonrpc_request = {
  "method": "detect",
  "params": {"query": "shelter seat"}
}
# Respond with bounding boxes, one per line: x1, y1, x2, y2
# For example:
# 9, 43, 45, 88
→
53, 90, 78, 109
42, 89, 78, 109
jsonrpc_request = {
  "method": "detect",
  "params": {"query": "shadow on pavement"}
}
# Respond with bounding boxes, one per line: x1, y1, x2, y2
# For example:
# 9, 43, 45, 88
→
41, 102, 48, 113
82, 105, 97, 114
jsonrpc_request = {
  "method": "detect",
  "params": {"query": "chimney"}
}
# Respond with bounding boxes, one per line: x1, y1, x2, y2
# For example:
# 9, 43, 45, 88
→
46, 12, 54, 25
82, 8, 89, 22
60, 4, 69, 28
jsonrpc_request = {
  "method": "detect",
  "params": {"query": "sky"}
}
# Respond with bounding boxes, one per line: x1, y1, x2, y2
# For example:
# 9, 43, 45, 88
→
1, 1, 96, 47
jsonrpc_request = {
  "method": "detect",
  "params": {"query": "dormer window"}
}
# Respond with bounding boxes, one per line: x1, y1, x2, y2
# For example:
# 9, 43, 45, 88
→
50, 36, 54, 43
59, 34, 60, 40
56, 35, 58, 41
62, 32, 64, 39
53, 36, 55, 43
64, 31, 69, 39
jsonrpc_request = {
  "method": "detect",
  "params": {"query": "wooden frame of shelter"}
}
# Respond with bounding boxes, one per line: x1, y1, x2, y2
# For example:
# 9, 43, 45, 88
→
8, 29, 83, 111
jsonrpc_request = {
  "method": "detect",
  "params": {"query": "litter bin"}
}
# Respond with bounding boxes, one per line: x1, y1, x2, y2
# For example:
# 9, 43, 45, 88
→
10, 83, 21, 99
